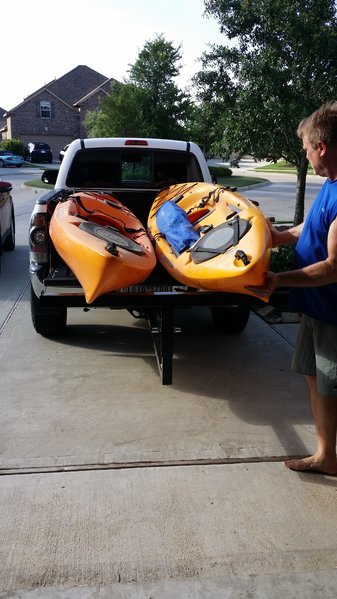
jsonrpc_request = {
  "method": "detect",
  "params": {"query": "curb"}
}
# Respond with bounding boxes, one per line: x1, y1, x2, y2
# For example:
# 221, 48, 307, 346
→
238, 179, 271, 192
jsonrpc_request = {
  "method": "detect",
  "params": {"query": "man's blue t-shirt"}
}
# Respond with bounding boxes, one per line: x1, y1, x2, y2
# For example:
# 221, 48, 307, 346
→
289, 178, 337, 326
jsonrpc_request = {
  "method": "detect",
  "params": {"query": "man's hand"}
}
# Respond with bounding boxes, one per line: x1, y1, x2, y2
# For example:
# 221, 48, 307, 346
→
246, 272, 279, 299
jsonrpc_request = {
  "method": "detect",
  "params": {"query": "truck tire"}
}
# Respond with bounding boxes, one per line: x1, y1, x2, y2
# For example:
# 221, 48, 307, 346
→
31, 286, 67, 336
211, 306, 250, 333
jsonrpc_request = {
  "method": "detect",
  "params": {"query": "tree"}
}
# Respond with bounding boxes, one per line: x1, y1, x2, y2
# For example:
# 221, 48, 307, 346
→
128, 34, 193, 139
85, 35, 193, 140
197, 0, 337, 224
85, 82, 150, 137
190, 65, 235, 156
0, 138, 25, 157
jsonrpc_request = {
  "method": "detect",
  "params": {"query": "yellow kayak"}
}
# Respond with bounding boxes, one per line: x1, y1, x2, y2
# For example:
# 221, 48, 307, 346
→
147, 182, 272, 300
50, 191, 156, 303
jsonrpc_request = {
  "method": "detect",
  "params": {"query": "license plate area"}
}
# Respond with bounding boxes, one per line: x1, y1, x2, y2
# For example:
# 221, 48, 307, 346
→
118, 285, 188, 294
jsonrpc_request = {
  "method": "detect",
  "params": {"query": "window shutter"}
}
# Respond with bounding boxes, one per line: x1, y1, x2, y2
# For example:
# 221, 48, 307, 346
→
36, 101, 40, 117
51, 102, 55, 119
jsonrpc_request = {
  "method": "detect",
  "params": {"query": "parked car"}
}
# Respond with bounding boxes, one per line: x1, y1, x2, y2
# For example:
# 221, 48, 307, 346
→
25, 142, 53, 164
59, 144, 69, 162
0, 150, 24, 168
0, 180, 15, 270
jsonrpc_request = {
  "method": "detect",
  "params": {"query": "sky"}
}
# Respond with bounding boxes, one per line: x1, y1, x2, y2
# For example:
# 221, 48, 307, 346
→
2, 0, 226, 110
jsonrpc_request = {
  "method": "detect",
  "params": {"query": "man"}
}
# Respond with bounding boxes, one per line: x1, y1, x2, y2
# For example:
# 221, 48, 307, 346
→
255, 101, 337, 474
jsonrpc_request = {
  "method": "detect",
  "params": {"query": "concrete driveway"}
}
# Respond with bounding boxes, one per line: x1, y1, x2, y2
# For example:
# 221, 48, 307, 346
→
2, 304, 337, 597
1, 169, 337, 597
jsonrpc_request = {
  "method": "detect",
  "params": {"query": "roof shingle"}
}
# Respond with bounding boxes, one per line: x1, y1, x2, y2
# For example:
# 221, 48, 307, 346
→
46, 65, 111, 106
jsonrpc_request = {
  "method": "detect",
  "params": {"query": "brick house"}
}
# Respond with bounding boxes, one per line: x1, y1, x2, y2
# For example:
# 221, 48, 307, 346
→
0, 107, 6, 134
1, 65, 118, 159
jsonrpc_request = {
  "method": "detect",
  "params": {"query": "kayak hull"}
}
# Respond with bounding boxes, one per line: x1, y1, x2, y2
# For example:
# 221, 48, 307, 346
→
147, 182, 272, 300
50, 192, 156, 303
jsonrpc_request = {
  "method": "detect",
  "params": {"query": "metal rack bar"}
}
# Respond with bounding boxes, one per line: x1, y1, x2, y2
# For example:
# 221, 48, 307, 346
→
147, 306, 174, 385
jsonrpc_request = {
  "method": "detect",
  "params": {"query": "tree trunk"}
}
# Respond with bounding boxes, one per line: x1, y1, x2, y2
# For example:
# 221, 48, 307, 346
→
294, 151, 308, 225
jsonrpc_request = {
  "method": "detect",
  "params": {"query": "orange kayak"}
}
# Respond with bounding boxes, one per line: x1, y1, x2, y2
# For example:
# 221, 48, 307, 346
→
147, 182, 272, 300
50, 191, 156, 303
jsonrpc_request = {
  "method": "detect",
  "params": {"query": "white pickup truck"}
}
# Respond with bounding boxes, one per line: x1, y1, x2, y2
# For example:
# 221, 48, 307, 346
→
29, 137, 254, 383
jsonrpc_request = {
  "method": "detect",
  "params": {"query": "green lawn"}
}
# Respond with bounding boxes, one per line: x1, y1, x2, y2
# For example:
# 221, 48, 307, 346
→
253, 159, 313, 175
217, 174, 268, 187
25, 179, 54, 189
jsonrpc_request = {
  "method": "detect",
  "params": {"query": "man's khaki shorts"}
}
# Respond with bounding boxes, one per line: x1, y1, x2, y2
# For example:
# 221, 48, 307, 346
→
292, 314, 337, 396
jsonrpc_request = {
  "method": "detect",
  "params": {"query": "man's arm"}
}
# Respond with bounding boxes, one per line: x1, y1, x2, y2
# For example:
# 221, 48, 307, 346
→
251, 218, 337, 298
269, 221, 303, 247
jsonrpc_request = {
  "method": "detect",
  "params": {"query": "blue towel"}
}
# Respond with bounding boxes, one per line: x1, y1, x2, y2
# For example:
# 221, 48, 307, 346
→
156, 201, 199, 254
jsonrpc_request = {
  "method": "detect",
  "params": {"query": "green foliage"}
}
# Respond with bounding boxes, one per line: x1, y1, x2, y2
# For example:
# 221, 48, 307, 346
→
0, 138, 25, 156
85, 82, 150, 137
128, 34, 193, 139
270, 244, 296, 272
129, 33, 181, 87
191, 54, 236, 157
202, 0, 337, 163
208, 165, 232, 178
198, 0, 337, 223
85, 35, 193, 140
188, 101, 227, 157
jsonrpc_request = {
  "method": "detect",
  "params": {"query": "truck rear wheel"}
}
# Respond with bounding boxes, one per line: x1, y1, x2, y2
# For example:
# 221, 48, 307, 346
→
211, 306, 250, 333
31, 286, 67, 337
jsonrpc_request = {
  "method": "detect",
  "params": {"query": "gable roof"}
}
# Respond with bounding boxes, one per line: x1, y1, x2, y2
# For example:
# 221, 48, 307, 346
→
74, 79, 113, 106
4, 65, 119, 114
46, 65, 115, 106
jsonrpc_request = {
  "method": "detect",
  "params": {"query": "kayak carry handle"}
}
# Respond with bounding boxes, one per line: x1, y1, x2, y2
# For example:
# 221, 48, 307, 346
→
235, 249, 250, 265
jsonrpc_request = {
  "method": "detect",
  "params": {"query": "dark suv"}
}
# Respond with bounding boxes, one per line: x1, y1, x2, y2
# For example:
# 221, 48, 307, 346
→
26, 142, 53, 164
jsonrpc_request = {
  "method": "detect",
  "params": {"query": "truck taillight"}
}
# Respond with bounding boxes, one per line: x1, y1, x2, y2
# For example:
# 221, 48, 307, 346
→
29, 211, 49, 263
124, 139, 148, 146
31, 228, 47, 245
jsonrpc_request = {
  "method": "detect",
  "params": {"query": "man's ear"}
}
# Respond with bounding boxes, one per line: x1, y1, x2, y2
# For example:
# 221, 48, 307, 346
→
318, 140, 327, 155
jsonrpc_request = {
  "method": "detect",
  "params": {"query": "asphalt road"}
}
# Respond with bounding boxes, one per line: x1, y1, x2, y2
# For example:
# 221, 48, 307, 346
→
210, 157, 323, 220
242, 171, 322, 222
2, 167, 336, 597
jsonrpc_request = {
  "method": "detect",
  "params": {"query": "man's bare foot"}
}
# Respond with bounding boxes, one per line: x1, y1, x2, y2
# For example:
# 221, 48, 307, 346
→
284, 456, 337, 475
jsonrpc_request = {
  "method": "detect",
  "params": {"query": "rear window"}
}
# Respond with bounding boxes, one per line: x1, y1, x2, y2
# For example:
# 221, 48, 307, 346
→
35, 143, 50, 150
65, 148, 203, 189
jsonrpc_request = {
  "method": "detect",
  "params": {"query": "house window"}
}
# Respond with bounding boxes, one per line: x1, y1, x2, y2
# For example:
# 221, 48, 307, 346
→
40, 101, 51, 118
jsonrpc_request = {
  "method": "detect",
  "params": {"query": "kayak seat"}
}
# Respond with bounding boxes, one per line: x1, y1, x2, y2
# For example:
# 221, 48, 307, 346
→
79, 221, 144, 254
88, 214, 114, 227
191, 217, 251, 264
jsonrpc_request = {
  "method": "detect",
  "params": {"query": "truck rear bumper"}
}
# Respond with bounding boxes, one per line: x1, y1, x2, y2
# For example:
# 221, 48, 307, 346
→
30, 263, 289, 309
30, 267, 263, 309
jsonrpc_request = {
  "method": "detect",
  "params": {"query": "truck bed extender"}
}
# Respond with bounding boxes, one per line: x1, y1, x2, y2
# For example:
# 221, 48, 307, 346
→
29, 137, 270, 384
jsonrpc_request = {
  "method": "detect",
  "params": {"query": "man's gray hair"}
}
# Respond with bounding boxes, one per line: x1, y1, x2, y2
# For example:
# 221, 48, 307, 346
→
297, 101, 337, 148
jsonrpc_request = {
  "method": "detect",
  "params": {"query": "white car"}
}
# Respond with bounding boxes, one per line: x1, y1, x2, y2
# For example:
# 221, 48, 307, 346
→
0, 180, 15, 270
59, 144, 69, 162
